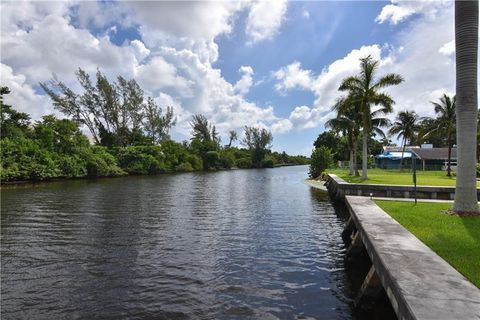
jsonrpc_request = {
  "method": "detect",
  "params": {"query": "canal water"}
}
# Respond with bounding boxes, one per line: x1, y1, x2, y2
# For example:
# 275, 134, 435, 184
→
2, 166, 360, 319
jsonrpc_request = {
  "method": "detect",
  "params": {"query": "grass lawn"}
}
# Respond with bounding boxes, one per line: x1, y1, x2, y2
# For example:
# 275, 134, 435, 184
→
328, 168, 480, 187
375, 200, 480, 288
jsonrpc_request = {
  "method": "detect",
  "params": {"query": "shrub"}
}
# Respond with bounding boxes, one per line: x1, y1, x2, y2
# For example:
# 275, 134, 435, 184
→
175, 162, 194, 172
116, 146, 165, 174
235, 157, 252, 169
309, 146, 334, 178
204, 151, 220, 169
85, 146, 124, 177
261, 158, 274, 168
219, 151, 235, 169
186, 154, 202, 171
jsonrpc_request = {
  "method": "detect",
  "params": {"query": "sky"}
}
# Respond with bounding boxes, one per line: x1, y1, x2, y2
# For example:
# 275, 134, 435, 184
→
0, 0, 459, 155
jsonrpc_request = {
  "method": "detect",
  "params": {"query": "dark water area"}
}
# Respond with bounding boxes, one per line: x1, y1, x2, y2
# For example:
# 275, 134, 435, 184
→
1, 166, 388, 319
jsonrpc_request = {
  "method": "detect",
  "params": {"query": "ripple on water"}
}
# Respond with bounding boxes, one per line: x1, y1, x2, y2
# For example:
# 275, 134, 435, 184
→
1, 166, 354, 319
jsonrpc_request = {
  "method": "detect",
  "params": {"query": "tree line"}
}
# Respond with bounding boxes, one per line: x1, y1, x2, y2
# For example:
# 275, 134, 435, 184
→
0, 70, 308, 182
309, 55, 479, 181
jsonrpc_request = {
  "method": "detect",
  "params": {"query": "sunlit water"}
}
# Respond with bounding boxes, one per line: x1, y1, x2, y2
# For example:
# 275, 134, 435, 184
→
1, 166, 356, 319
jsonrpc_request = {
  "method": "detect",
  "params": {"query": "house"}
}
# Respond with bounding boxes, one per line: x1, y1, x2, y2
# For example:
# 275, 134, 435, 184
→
375, 145, 456, 170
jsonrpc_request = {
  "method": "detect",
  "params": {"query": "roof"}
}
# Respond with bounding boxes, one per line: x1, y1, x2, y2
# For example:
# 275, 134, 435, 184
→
376, 151, 413, 160
383, 146, 420, 152
411, 148, 457, 160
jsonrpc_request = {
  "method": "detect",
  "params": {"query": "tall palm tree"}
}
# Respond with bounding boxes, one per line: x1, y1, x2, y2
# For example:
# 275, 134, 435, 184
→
453, 0, 479, 214
430, 94, 456, 176
227, 130, 238, 148
339, 55, 404, 179
389, 111, 420, 171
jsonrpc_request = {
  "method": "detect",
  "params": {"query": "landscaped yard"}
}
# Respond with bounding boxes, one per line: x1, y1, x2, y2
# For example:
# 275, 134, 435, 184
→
328, 168, 480, 187
375, 200, 480, 288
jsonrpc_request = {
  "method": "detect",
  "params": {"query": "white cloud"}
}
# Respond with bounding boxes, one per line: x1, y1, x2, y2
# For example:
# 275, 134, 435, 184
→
245, 0, 288, 45
0, 63, 53, 120
0, 0, 292, 140
274, 44, 389, 126
438, 40, 455, 56
234, 66, 254, 96
271, 119, 293, 134
131, 40, 150, 62
134, 56, 193, 97
376, 0, 451, 24
274, 61, 313, 92
275, 5, 457, 131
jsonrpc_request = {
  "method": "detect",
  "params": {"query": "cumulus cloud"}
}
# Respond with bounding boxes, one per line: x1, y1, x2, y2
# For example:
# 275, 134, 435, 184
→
438, 40, 455, 56
0, 1, 293, 141
274, 5, 457, 131
245, 0, 288, 45
234, 66, 254, 96
1, 63, 53, 119
274, 61, 313, 92
375, 0, 451, 24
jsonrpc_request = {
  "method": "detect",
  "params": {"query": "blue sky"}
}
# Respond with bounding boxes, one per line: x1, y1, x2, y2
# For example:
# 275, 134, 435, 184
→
1, 1, 457, 155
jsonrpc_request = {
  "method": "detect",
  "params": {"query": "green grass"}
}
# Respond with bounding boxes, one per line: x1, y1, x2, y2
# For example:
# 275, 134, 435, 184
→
328, 168, 480, 187
375, 200, 480, 288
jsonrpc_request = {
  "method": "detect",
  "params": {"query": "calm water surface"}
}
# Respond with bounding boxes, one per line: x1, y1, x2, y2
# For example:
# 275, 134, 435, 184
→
2, 166, 355, 319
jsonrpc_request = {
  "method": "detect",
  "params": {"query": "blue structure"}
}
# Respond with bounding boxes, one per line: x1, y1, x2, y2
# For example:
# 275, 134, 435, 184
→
375, 151, 420, 169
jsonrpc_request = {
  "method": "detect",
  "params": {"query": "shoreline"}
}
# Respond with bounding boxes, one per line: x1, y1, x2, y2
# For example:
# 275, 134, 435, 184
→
1, 164, 308, 188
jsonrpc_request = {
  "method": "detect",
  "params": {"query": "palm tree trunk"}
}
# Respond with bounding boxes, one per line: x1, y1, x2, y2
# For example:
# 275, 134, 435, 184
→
453, 0, 479, 214
399, 136, 406, 172
353, 139, 360, 176
349, 150, 354, 175
447, 131, 452, 177
362, 128, 368, 180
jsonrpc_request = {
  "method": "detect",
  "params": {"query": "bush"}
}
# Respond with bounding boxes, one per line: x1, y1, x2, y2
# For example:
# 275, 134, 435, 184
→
477, 163, 480, 177
309, 146, 334, 178
85, 146, 124, 177
175, 162, 194, 172
186, 154, 202, 171
116, 146, 165, 174
235, 157, 252, 169
261, 158, 274, 168
204, 151, 220, 169
219, 151, 235, 169
1, 137, 60, 181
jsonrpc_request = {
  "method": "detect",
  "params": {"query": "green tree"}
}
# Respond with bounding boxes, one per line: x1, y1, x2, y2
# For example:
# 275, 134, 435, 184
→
1, 87, 31, 139
426, 94, 456, 176
143, 98, 176, 144
189, 114, 220, 170
327, 98, 361, 175
388, 110, 420, 171
309, 146, 334, 179
339, 55, 403, 179
226, 130, 238, 148
40, 68, 174, 147
454, 0, 479, 214
242, 126, 273, 168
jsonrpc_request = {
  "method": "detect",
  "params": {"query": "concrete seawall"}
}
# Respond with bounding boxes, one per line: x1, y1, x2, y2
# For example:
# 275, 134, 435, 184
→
344, 196, 480, 320
324, 174, 480, 201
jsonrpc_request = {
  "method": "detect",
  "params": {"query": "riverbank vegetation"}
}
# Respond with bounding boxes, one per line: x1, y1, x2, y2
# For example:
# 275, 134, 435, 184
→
309, 55, 478, 185
1, 72, 308, 183
375, 200, 480, 288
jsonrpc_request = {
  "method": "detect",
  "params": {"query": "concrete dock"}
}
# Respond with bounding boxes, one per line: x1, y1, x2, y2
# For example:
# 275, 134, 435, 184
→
323, 174, 480, 201
344, 196, 480, 320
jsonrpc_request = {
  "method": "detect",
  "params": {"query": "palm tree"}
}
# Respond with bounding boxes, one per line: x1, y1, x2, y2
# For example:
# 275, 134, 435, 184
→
327, 97, 361, 176
339, 55, 404, 179
330, 96, 391, 176
454, 0, 479, 214
389, 111, 420, 171
429, 94, 456, 176
227, 130, 238, 148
